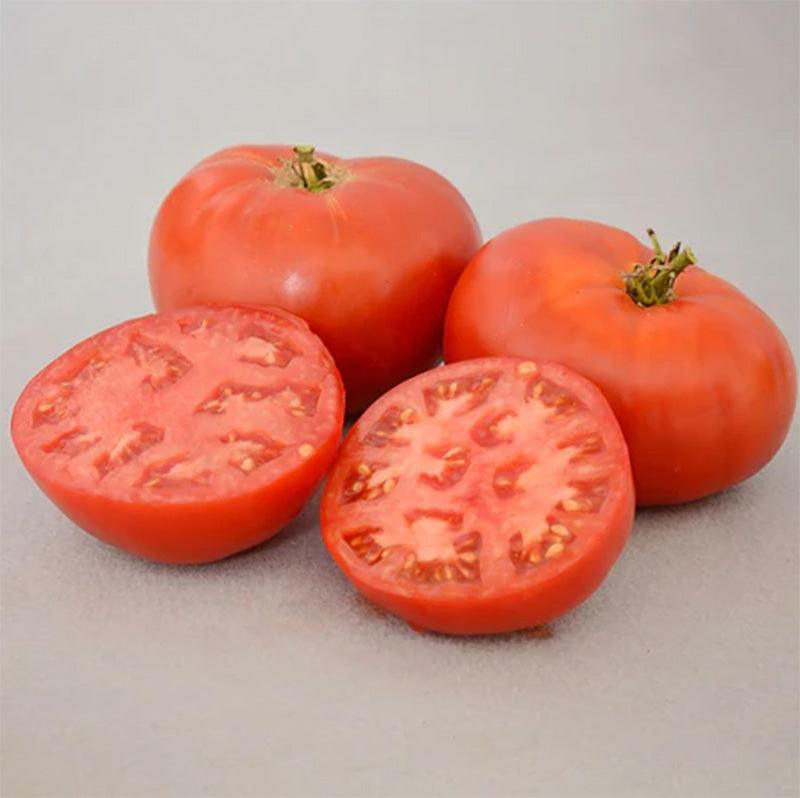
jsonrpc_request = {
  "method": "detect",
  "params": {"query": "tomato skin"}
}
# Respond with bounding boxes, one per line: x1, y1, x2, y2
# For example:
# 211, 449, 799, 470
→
321, 357, 634, 635
148, 145, 482, 414
11, 306, 345, 564
22, 431, 340, 565
444, 219, 797, 506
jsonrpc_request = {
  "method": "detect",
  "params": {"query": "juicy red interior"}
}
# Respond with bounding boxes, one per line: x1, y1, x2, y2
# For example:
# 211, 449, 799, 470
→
325, 359, 626, 591
14, 306, 342, 501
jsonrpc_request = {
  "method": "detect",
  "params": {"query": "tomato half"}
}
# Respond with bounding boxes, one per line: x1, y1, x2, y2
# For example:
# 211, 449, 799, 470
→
148, 144, 482, 414
11, 306, 344, 564
320, 358, 634, 635
444, 219, 797, 506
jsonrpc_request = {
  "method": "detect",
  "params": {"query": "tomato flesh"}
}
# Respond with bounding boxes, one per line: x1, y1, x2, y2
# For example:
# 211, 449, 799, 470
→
321, 358, 634, 635
12, 305, 344, 563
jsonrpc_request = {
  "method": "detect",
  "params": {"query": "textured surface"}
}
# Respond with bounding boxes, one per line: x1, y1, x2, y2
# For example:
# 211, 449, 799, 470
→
1, 3, 798, 797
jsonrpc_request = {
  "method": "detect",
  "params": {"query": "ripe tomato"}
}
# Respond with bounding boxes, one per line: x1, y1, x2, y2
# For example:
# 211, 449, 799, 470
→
148, 144, 481, 414
444, 219, 797, 505
320, 357, 634, 635
11, 305, 344, 564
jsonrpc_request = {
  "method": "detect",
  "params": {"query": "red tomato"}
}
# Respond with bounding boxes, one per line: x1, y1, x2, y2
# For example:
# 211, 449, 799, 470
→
444, 219, 797, 505
320, 358, 634, 635
148, 144, 481, 414
11, 306, 344, 564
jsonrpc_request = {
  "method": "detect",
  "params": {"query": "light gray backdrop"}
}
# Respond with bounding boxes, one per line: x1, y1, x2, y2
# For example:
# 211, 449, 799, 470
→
2, 2, 798, 797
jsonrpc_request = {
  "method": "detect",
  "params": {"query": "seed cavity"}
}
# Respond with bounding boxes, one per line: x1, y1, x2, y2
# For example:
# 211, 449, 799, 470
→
41, 426, 101, 457
559, 431, 606, 462
127, 335, 192, 391
422, 370, 500, 417
363, 406, 414, 448
95, 422, 164, 479
400, 407, 418, 424
343, 527, 386, 566
344, 518, 484, 585
563, 478, 609, 513
341, 461, 397, 503
178, 317, 213, 336
526, 377, 583, 419
492, 457, 535, 498
196, 381, 320, 417
236, 323, 299, 369
33, 389, 74, 426
471, 408, 518, 448
222, 431, 285, 475
510, 518, 576, 571
419, 444, 472, 491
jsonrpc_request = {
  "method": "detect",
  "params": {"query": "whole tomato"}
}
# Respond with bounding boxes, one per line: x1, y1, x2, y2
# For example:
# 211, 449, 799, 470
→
149, 145, 481, 413
444, 218, 796, 506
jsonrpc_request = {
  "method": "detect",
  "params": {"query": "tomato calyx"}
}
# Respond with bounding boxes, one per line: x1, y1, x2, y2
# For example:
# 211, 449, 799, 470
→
274, 145, 348, 193
624, 229, 696, 307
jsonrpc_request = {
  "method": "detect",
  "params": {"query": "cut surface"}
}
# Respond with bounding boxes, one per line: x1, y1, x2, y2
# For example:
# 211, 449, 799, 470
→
14, 306, 342, 503
321, 357, 634, 634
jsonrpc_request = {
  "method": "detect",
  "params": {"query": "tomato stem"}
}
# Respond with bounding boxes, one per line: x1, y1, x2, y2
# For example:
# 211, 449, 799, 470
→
624, 229, 696, 307
290, 145, 336, 193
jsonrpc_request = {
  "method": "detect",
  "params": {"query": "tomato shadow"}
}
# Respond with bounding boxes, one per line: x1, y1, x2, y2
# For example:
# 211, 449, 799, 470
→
87, 486, 325, 577
348, 591, 564, 645
629, 479, 754, 531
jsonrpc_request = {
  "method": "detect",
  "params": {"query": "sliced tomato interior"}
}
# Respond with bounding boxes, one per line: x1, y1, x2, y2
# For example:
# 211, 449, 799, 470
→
14, 306, 343, 502
322, 358, 632, 607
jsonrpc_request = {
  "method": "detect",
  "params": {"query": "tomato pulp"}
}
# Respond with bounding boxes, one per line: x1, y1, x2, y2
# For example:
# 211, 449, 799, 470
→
321, 358, 634, 635
12, 306, 344, 563
148, 144, 482, 414
444, 219, 797, 505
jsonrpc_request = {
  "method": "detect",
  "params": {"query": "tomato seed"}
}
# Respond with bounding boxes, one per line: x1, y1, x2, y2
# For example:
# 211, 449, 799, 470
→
545, 542, 565, 559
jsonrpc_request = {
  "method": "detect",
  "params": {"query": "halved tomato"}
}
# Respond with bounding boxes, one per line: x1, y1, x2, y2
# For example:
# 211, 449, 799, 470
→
11, 305, 344, 564
320, 358, 634, 635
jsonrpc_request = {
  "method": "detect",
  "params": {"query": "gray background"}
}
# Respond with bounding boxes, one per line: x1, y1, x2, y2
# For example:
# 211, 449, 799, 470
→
2, 2, 798, 797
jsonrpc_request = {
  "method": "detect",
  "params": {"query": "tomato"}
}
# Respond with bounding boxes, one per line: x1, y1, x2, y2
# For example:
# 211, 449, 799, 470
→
148, 144, 481, 414
11, 305, 344, 564
444, 219, 797, 505
320, 357, 634, 635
